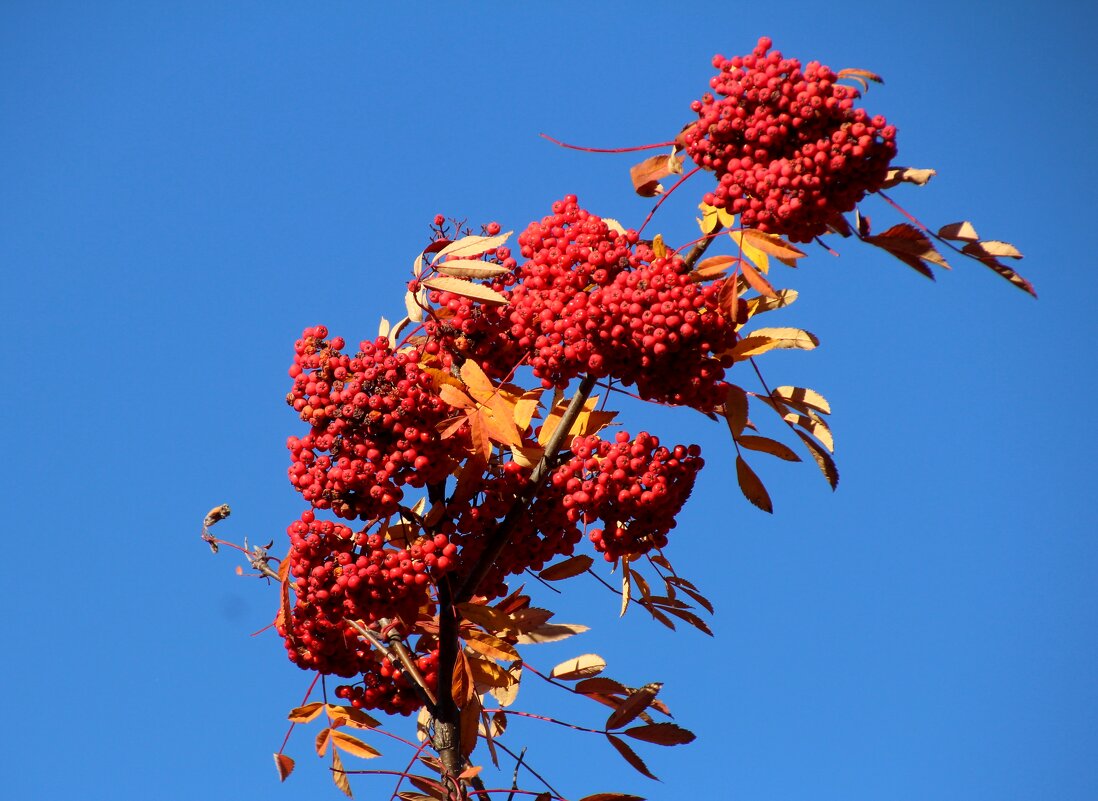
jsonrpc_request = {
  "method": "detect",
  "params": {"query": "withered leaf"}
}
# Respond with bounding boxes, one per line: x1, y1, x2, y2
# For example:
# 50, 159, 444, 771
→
332, 749, 353, 798
938, 221, 979, 242
324, 704, 381, 730
606, 734, 659, 781
606, 682, 662, 730
736, 455, 773, 513
538, 554, 594, 581
630, 153, 683, 197
488, 660, 522, 707
794, 428, 839, 490
881, 167, 936, 188
460, 695, 482, 758
866, 223, 950, 270
550, 653, 607, 681
663, 606, 714, 636
575, 676, 629, 695
436, 259, 511, 279
736, 435, 801, 462
421, 276, 507, 306
622, 722, 697, 746
273, 753, 295, 782
315, 727, 332, 757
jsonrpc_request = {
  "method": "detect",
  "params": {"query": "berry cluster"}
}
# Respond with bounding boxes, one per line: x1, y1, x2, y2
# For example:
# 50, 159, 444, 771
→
278, 509, 448, 714
423, 197, 737, 410
683, 36, 897, 241
555, 432, 703, 561
287, 327, 467, 521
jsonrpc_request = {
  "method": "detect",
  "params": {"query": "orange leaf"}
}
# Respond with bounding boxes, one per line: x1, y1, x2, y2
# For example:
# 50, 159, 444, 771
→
465, 629, 520, 662
723, 384, 748, 438
487, 660, 523, 707
691, 254, 738, 281
538, 554, 594, 581
273, 753, 295, 782
460, 695, 482, 758
460, 359, 496, 401
622, 722, 697, 746
605, 734, 659, 781
332, 748, 353, 798
740, 260, 778, 298
867, 223, 950, 270
330, 730, 381, 759
316, 727, 332, 757
728, 335, 781, 360
288, 702, 326, 723
736, 229, 806, 262
466, 651, 515, 688
736, 456, 773, 513
325, 705, 381, 730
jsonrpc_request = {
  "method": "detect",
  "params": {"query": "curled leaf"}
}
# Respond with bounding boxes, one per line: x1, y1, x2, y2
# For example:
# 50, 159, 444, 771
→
550, 654, 608, 681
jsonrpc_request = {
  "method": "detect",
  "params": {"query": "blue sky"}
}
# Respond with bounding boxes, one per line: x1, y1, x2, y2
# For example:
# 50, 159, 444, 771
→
3, 2, 1096, 800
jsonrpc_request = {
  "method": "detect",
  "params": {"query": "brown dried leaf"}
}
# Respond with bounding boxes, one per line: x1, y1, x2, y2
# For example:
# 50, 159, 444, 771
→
331, 749, 353, 798
881, 167, 936, 188
867, 223, 951, 270
421, 275, 507, 306
538, 554, 595, 581
663, 606, 714, 636
605, 734, 659, 781
622, 722, 697, 746
575, 676, 629, 695
938, 221, 979, 242
736, 455, 773, 513
488, 660, 522, 707
467, 651, 515, 689
460, 695, 482, 758
550, 653, 607, 681
274, 753, 295, 782
452, 651, 474, 706
324, 705, 381, 730
606, 683, 662, 730
433, 232, 511, 262
630, 153, 684, 197
723, 384, 749, 438
620, 559, 631, 617
736, 435, 801, 462
407, 775, 448, 800
794, 429, 840, 490
515, 622, 589, 645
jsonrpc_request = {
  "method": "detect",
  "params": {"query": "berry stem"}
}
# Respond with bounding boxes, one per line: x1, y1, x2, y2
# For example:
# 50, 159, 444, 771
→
538, 133, 677, 153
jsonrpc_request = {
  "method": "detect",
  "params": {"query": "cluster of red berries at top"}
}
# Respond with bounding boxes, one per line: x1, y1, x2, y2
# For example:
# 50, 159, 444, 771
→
683, 36, 897, 242
286, 327, 468, 522
424, 196, 738, 410
278, 509, 451, 714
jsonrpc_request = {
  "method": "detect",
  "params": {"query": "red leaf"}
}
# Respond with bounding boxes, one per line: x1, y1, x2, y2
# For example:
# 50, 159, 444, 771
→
273, 753, 295, 782
606, 734, 659, 781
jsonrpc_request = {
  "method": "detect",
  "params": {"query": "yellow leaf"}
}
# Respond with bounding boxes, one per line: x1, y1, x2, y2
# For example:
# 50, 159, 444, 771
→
288, 702, 326, 723
488, 661, 523, 707
728, 335, 781, 360
422, 275, 507, 305
652, 234, 667, 259
467, 651, 516, 688
377, 316, 390, 338
734, 229, 806, 262
509, 444, 544, 468
460, 359, 496, 402
433, 232, 512, 262
316, 727, 332, 757
782, 410, 834, 453
745, 327, 819, 350
729, 229, 770, 272
551, 654, 607, 681
465, 629, 520, 662
620, 557, 631, 617
736, 455, 773, 513
439, 383, 474, 409
405, 289, 425, 323
603, 217, 627, 236
772, 386, 831, 415
513, 388, 543, 431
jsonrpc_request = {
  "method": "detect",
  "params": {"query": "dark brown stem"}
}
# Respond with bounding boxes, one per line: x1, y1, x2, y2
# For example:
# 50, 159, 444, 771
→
683, 226, 720, 269
455, 374, 597, 603
434, 576, 463, 776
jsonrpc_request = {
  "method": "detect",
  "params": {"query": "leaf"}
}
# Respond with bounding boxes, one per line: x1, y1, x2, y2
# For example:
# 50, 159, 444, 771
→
421, 276, 507, 305
407, 774, 449, 800
330, 730, 381, 759
488, 660, 522, 707
457, 602, 515, 635
513, 388, 543, 431
938, 221, 979, 242
728, 335, 781, 360
743, 327, 819, 351
620, 558, 631, 617
460, 694, 482, 758
733, 229, 806, 262
866, 223, 951, 272
837, 67, 883, 91
881, 167, 936, 188
630, 153, 684, 197
377, 316, 390, 338
736, 435, 801, 462
273, 753, 295, 782
515, 622, 589, 645
736, 456, 773, 513
606, 682, 661, 730
550, 654, 608, 681
465, 629, 520, 662
781, 410, 834, 453
662, 606, 714, 636
509, 444, 544, 468
740, 260, 778, 297
332, 748, 353, 798
575, 676, 629, 695
316, 727, 332, 757
691, 254, 738, 281
673, 582, 715, 615
405, 289, 425, 323
288, 702, 326, 723
325, 705, 381, 730
538, 554, 594, 581
603, 217, 627, 236
436, 259, 511, 279
746, 288, 798, 318
722, 384, 749, 438
467, 651, 516, 688
962, 240, 1023, 260
623, 722, 697, 746
606, 734, 659, 781
772, 386, 831, 415
794, 429, 839, 490
965, 252, 1037, 296
433, 232, 512, 262
452, 651, 474, 706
